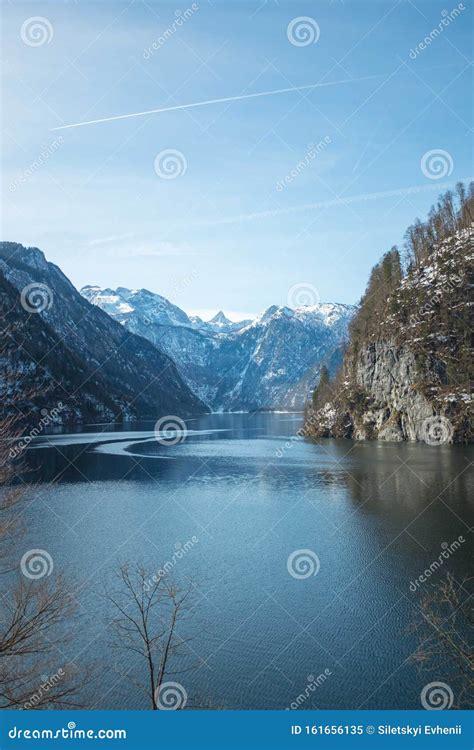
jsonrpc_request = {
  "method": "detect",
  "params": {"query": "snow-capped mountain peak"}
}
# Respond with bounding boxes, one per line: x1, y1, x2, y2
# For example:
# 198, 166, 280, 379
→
210, 310, 230, 325
0, 245, 206, 423
195, 311, 252, 334
245, 302, 352, 332
80, 284, 355, 411
81, 285, 191, 328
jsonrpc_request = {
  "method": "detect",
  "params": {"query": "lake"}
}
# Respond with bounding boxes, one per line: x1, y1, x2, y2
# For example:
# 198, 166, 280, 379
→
21, 413, 473, 710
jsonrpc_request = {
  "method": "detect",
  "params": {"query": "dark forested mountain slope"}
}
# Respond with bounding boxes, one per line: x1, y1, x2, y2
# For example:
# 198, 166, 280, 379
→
0, 243, 207, 424
305, 184, 473, 444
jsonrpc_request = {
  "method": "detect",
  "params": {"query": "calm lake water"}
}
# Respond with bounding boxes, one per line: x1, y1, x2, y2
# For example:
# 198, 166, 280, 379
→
22, 413, 473, 710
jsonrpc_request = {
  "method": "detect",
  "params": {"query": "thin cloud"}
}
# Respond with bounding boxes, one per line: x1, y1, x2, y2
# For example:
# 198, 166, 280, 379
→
194, 179, 472, 227
110, 241, 202, 258
88, 232, 135, 246
87, 237, 201, 257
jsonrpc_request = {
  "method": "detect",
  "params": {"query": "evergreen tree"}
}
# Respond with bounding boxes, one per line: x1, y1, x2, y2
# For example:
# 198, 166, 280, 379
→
312, 365, 330, 407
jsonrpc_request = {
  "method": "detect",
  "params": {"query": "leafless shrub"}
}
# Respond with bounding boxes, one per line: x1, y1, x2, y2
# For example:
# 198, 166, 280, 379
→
410, 573, 474, 709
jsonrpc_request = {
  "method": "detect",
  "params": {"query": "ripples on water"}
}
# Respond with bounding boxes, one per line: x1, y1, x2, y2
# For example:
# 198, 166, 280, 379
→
22, 414, 473, 710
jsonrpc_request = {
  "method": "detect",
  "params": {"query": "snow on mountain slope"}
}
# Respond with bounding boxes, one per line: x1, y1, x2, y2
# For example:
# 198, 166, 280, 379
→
82, 285, 354, 411
0, 244, 208, 423
82, 285, 191, 328
305, 227, 473, 443
196, 311, 253, 333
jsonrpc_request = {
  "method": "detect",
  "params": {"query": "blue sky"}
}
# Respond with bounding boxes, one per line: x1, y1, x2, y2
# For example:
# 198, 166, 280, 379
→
2, 0, 472, 319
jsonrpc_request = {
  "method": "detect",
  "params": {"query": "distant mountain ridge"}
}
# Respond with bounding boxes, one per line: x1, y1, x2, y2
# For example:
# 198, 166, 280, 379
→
0, 243, 207, 424
82, 285, 355, 411
80, 286, 252, 334
190, 310, 253, 334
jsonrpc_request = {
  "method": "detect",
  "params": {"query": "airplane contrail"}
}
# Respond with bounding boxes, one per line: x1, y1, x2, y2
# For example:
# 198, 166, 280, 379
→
51, 73, 386, 131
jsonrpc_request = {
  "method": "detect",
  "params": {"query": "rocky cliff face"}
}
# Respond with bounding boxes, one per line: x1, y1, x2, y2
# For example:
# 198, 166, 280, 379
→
341, 342, 459, 442
305, 229, 473, 444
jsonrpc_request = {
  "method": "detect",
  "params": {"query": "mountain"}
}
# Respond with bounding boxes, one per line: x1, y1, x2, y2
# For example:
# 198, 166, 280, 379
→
193, 311, 253, 334
81, 288, 252, 334
0, 243, 208, 424
82, 285, 192, 328
304, 184, 473, 444
81, 285, 354, 411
